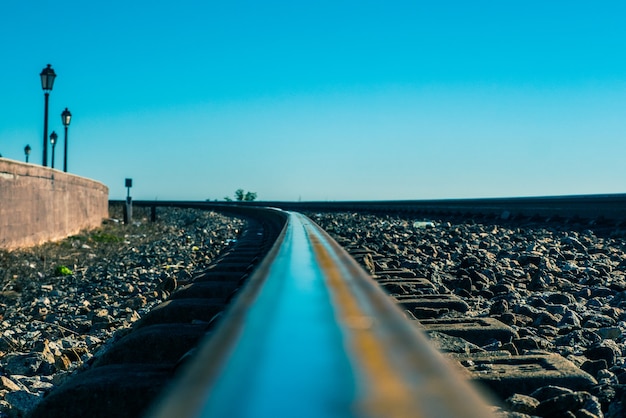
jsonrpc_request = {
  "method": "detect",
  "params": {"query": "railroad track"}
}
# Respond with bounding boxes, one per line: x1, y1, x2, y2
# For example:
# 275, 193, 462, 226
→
31, 196, 626, 417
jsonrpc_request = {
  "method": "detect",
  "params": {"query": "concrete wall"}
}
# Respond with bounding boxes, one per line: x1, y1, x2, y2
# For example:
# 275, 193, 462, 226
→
0, 159, 109, 249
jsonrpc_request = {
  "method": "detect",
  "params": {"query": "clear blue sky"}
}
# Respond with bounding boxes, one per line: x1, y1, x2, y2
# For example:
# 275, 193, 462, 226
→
1, 1, 625, 201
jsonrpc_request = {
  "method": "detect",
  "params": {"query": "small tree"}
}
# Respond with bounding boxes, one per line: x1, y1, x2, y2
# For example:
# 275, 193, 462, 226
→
229, 189, 257, 202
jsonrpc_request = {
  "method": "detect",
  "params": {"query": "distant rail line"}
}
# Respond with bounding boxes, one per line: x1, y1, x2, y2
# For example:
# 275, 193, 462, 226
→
33, 195, 626, 417
120, 193, 626, 225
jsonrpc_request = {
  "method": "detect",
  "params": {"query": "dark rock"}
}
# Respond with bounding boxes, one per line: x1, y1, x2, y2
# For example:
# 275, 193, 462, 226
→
530, 385, 573, 402
529, 297, 547, 308
469, 269, 492, 287
459, 255, 481, 268
585, 342, 621, 367
529, 270, 554, 290
505, 393, 539, 414
513, 337, 539, 352
490, 299, 509, 315
558, 310, 582, 328
4, 352, 52, 377
590, 287, 613, 298
535, 391, 599, 417
5, 390, 42, 417
496, 312, 517, 325
546, 293, 575, 305
588, 383, 616, 408
554, 330, 601, 348
607, 401, 626, 418
533, 312, 560, 327
518, 253, 543, 267
609, 291, 626, 308
581, 359, 608, 378
426, 331, 484, 354
514, 305, 541, 319
491, 283, 514, 295
597, 369, 618, 385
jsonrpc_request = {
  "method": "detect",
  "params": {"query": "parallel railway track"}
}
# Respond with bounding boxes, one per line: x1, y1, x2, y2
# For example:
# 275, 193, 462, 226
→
32, 195, 626, 417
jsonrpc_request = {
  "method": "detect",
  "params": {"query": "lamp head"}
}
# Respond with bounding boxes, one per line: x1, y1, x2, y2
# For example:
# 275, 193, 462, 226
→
40, 64, 56, 91
61, 108, 72, 126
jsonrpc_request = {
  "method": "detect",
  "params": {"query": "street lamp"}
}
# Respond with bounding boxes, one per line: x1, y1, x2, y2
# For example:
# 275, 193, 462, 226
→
24, 145, 31, 163
61, 108, 72, 172
40, 64, 56, 167
49, 131, 58, 169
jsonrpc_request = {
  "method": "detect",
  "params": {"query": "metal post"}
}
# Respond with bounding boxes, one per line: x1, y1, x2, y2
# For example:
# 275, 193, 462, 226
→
43, 92, 49, 166
124, 178, 133, 225
63, 125, 68, 172
51, 138, 56, 169
124, 196, 133, 225
61, 107, 71, 172
50, 132, 58, 169
40, 64, 56, 167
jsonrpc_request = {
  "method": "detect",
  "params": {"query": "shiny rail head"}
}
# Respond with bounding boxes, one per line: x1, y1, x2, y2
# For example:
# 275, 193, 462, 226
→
147, 211, 498, 418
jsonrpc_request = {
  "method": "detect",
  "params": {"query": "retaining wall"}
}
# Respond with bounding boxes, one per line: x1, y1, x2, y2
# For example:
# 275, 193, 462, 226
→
0, 159, 109, 249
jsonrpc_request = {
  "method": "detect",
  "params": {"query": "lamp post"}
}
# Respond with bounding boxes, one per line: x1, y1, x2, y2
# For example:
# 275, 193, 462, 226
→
61, 108, 72, 172
50, 131, 58, 169
24, 145, 31, 163
40, 64, 56, 167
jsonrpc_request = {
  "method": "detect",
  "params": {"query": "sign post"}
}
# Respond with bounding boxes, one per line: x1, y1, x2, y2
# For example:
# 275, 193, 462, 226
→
124, 178, 133, 225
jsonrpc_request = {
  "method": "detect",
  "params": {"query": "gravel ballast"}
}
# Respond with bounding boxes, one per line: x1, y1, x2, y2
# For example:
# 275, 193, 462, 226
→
0, 205, 245, 417
309, 211, 626, 418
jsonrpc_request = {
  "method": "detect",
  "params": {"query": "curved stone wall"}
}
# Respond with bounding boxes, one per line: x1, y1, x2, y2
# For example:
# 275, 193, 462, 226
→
0, 159, 109, 249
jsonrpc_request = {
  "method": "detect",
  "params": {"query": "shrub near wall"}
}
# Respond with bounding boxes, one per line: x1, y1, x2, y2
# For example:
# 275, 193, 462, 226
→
0, 159, 109, 249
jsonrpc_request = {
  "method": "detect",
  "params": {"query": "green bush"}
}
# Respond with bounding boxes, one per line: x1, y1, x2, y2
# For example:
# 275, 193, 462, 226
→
55, 265, 73, 276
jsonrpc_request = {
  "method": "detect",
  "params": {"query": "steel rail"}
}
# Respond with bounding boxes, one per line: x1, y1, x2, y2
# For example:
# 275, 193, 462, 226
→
30, 205, 287, 418
147, 211, 496, 418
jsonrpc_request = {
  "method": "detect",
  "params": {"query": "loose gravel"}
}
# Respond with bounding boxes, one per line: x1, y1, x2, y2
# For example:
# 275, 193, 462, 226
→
0, 205, 245, 417
308, 211, 626, 418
